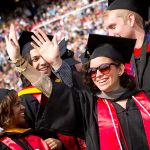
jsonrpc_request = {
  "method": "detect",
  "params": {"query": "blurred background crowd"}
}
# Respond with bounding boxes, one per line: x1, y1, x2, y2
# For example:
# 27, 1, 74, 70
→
0, 0, 107, 90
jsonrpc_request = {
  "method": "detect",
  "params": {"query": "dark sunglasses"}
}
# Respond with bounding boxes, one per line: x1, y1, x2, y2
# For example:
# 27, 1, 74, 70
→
88, 63, 119, 78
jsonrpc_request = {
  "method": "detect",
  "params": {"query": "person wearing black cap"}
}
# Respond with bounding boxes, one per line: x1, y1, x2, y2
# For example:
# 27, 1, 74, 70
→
29, 28, 86, 149
0, 88, 63, 150
103, 0, 150, 98
5, 24, 85, 150
7, 26, 150, 149
31, 28, 88, 90
17, 29, 74, 128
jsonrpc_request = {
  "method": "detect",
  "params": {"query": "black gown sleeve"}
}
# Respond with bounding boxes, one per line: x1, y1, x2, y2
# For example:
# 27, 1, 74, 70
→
0, 142, 11, 150
20, 94, 40, 128
36, 81, 85, 137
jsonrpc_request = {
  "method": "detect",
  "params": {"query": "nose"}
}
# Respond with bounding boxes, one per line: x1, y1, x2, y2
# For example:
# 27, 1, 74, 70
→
21, 104, 25, 110
96, 69, 103, 77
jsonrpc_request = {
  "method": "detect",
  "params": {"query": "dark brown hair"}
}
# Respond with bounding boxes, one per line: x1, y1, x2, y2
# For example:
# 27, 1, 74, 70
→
0, 90, 18, 128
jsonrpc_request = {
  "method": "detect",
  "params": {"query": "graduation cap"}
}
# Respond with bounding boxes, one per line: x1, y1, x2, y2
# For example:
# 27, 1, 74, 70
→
107, 0, 150, 20
0, 88, 11, 102
60, 41, 80, 66
18, 31, 53, 57
79, 50, 90, 64
62, 50, 80, 66
86, 34, 136, 63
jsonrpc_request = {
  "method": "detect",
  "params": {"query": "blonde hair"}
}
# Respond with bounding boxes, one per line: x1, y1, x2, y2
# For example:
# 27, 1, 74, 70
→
103, 9, 144, 28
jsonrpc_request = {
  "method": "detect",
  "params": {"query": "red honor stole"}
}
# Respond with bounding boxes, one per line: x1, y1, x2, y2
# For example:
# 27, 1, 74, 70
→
97, 91, 150, 150
1, 135, 50, 150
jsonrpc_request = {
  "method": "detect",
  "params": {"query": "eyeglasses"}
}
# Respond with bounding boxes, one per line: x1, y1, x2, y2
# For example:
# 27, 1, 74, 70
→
88, 63, 118, 78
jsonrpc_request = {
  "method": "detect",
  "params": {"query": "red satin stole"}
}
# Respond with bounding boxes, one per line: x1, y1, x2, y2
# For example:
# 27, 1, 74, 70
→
97, 91, 150, 150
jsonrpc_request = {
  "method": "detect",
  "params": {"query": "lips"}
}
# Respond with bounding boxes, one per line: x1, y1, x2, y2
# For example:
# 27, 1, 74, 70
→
97, 77, 109, 83
20, 113, 25, 116
39, 67, 49, 71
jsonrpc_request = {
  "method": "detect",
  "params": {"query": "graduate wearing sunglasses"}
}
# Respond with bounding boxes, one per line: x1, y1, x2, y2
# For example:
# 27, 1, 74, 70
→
6, 32, 150, 150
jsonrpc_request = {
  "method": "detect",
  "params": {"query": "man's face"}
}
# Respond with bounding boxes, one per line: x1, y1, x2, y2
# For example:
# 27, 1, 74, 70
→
30, 49, 52, 76
103, 11, 133, 38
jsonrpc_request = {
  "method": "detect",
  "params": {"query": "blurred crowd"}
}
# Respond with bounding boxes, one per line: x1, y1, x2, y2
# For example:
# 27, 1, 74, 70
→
0, 0, 107, 90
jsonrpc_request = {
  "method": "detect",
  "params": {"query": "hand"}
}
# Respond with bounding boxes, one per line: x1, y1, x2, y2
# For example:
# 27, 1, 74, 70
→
45, 138, 62, 150
5, 24, 22, 62
31, 29, 62, 69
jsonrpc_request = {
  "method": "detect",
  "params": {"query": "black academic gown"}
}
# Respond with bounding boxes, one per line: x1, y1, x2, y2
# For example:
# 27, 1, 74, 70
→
36, 81, 150, 150
36, 82, 99, 149
132, 32, 150, 98
20, 94, 40, 128
20, 70, 84, 129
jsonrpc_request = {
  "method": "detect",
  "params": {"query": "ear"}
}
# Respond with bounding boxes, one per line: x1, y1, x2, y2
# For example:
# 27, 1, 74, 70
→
118, 64, 125, 76
127, 13, 135, 27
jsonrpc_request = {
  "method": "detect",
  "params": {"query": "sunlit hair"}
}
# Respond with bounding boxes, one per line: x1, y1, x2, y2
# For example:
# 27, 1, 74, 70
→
0, 90, 18, 129
82, 60, 136, 94
103, 9, 144, 28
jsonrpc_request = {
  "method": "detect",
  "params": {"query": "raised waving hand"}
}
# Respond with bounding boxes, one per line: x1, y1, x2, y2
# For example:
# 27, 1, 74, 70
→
31, 29, 62, 69
5, 24, 22, 62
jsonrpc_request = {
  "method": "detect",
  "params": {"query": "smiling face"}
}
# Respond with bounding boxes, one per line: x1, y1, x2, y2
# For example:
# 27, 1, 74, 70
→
103, 10, 134, 38
12, 97, 26, 128
30, 49, 52, 75
90, 56, 124, 93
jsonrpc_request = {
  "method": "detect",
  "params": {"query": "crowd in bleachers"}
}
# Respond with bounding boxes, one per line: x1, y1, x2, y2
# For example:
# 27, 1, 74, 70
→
0, 0, 107, 90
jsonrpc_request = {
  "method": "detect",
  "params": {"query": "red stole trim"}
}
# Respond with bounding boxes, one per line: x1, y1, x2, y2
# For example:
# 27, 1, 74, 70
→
97, 91, 150, 150
0, 137, 23, 150
25, 135, 50, 150
57, 133, 86, 150
132, 92, 150, 149
97, 99, 122, 150
0, 135, 50, 150
33, 93, 42, 103
57, 134, 79, 150
19, 85, 43, 103
134, 43, 150, 57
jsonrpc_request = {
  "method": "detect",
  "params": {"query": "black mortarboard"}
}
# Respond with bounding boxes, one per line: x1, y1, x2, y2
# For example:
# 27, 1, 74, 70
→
18, 31, 53, 57
61, 49, 74, 59
86, 34, 136, 63
60, 41, 80, 66
59, 39, 68, 56
62, 50, 80, 66
79, 51, 90, 64
0, 88, 11, 102
108, 0, 150, 21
